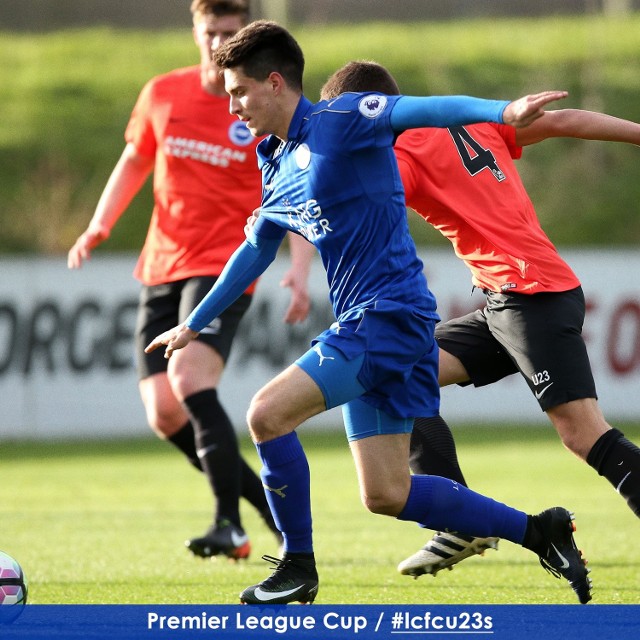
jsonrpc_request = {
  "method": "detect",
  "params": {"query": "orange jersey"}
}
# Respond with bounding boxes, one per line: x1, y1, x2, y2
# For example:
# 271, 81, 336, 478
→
395, 123, 580, 294
125, 66, 262, 288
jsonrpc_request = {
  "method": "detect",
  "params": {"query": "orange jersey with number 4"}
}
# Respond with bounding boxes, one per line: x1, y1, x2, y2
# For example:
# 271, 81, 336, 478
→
395, 123, 580, 294
125, 66, 262, 288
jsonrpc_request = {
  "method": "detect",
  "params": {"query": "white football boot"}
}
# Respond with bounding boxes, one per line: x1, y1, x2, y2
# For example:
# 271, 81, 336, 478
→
398, 532, 499, 578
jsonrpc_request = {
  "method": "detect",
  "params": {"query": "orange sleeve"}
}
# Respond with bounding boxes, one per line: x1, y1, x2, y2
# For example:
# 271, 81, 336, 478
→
490, 123, 523, 160
124, 78, 157, 158
394, 136, 417, 203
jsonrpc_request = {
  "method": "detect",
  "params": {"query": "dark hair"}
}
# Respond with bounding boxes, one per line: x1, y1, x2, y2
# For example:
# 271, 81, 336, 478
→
212, 20, 305, 91
190, 0, 250, 23
320, 60, 401, 100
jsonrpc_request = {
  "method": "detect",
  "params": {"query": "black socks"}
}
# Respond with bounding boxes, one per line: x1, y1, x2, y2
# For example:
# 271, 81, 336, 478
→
183, 388, 243, 527
166, 404, 276, 528
167, 422, 202, 471
587, 428, 640, 517
410, 415, 468, 487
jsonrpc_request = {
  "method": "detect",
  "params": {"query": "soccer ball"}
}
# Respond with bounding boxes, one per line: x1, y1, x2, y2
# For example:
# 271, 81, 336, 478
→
0, 551, 28, 623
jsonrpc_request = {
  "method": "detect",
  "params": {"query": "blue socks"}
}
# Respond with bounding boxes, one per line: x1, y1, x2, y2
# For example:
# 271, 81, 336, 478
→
256, 432, 313, 553
397, 474, 528, 543
257, 435, 528, 553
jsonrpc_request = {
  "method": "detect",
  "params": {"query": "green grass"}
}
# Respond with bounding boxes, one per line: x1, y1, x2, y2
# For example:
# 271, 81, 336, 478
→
2, 425, 639, 605
2, 15, 640, 253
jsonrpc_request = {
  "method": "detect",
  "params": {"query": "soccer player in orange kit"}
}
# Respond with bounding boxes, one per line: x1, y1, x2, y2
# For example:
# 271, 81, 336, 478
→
68, 0, 312, 560
320, 60, 640, 579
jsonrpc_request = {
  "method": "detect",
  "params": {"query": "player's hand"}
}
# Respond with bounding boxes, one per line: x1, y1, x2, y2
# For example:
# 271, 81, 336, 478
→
280, 268, 311, 324
503, 91, 568, 128
144, 323, 200, 359
244, 208, 261, 238
67, 227, 109, 269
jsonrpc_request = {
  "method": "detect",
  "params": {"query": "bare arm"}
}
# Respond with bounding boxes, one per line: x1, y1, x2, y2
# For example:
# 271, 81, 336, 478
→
515, 108, 640, 147
281, 232, 315, 323
67, 143, 154, 268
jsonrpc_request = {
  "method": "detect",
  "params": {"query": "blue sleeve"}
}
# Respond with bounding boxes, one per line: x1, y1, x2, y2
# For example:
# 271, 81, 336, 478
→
389, 95, 510, 132
185, 222, 285, 332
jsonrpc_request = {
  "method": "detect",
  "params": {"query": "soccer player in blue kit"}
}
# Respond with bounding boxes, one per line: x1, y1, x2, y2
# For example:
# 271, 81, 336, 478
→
146, 21, 592, 604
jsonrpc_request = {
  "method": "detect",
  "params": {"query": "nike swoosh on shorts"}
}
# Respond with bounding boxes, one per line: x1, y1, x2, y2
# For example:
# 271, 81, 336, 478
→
534, 382, 554, 400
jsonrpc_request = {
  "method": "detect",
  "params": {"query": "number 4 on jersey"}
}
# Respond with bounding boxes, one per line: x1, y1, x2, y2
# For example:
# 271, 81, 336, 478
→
448, 126, 506, 182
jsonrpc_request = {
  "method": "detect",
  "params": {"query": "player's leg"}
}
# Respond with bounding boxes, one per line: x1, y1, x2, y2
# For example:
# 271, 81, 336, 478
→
168, 340, 250, 559
404, 418, 500, 577
136, 279, 277, 559
409, 348, 469, 486
138, 372, 193, 449
137, 373, 278, 532
401, 311, 513, 577
487, 286, 640, 519
415, 312, 517, 487
139, 373, 275, 538
137, 283, 245, 558
549, 398, 640, 517
171, 277, 281, 557
136, 283, 203, 466
346, 405, 591, 603
411, 339, 471, 484
239, 362, 330, 604
239, 343, 368, 604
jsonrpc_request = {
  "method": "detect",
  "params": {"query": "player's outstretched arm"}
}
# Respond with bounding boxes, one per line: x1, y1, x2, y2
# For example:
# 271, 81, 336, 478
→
501, 91, 568, 128
390, 91, 566, 133
515, 108, 640, 146
147, 225, 286, 359
281, 232, 314, 324
67, 143, 153, 269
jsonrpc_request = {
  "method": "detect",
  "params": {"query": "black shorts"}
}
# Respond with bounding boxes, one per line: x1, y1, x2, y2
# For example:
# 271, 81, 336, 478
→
135, 276, 252, 380
435, 286, 597, 411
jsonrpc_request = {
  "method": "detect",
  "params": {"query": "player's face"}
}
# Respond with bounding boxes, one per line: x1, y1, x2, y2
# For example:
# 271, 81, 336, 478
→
193, 13, 244, 66
224, 68, 280, 138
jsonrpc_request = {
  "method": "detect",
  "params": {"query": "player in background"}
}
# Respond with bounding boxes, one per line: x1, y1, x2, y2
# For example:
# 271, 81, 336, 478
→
319, 60, 640, 578
146, 20, 592, 605
67, 0, 313, 561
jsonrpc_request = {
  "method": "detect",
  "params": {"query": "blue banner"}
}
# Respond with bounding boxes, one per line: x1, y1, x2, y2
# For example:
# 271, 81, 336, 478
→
1, 604, 638, 640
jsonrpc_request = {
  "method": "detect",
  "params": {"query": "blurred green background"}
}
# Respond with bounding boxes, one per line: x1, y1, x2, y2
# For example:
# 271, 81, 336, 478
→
1, 14, 639, 255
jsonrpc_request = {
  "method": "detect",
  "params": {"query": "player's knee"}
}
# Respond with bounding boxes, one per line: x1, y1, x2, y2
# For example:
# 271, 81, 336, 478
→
167, 368, 201, 399
143, 401, 185, 438
246, 394, 280, 442
360, 488, 404, 517
167, 351, 223, 399
145, 414, 182, 438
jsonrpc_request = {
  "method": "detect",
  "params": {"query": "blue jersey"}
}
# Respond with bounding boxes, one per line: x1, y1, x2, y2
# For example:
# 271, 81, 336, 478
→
186, 91, 508, 335
184, 91, 508, 417
253, 93, 438, 324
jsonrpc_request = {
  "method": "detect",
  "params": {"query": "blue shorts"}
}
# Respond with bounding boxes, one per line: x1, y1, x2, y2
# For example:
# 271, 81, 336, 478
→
295, 343, 414, 441
295, 300, 440, 437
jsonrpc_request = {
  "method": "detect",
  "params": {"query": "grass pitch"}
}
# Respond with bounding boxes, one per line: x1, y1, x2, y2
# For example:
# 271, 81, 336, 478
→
1, 425, 639, 605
